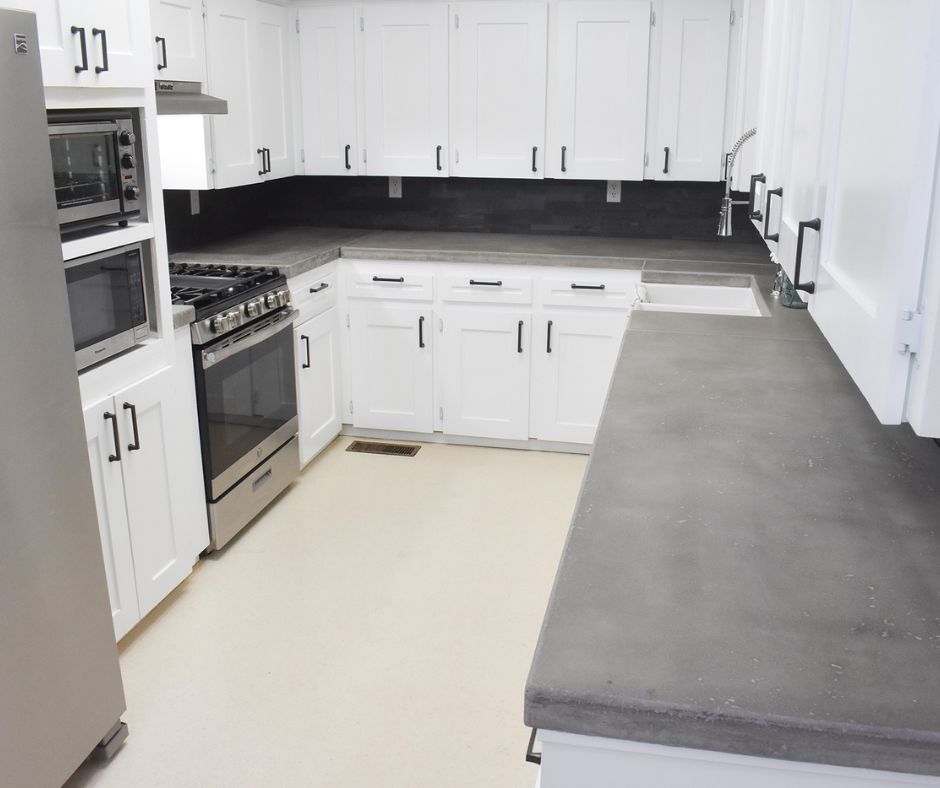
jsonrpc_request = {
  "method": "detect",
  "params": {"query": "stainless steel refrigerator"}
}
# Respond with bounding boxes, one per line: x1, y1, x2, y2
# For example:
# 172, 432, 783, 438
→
0, 8, 128, 787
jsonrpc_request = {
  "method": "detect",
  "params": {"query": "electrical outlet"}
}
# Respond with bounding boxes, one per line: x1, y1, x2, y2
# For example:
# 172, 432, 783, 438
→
389, 176, 402, 199
607, 180, 621, 203
189, 189, 200, 215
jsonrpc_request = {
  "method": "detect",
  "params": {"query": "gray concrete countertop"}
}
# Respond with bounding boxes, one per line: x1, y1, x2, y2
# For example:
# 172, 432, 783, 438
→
171, 304, 195, 331
525, 270, 940, 776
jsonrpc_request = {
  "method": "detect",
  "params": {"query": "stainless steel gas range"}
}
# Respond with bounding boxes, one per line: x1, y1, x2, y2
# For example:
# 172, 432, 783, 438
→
170, 263, 299, 551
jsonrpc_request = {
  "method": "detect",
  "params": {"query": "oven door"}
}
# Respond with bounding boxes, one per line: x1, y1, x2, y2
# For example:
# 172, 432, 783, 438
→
49, 122, 123, 226
196, 310, 299, 501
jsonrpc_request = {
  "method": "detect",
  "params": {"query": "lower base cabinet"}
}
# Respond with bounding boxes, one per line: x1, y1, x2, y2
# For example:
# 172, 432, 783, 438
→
83, 365, 198, 641
295, 306, 343, 465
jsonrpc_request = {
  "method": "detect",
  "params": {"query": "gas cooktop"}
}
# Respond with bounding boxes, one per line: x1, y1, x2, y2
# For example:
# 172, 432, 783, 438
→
169, 263, 286, 317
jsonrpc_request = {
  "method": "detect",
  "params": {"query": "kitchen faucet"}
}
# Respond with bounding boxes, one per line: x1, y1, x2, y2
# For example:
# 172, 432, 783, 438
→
717, 127, 757, 236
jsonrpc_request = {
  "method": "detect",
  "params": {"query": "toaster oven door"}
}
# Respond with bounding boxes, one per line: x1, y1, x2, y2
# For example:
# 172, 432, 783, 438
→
49, 123, 123, 226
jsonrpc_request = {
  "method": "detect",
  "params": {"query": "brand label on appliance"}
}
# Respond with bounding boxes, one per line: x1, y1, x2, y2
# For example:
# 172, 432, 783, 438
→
14, 34, 28, 54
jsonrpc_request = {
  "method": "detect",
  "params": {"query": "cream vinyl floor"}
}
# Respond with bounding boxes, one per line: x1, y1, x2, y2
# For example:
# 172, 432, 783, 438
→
64, 436, 587, 788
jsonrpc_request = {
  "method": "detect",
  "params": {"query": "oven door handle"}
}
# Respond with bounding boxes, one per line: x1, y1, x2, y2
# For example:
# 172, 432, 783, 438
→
201, 310, 298, 369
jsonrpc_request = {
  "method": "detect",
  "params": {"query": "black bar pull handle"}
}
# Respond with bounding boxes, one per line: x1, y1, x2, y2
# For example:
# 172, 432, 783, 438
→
546, 320, 553, 354
265, 147, 272, 173
372, 276, 404, 283
532, 146, 538, 172
419, 316, 425, 348
561, 146, 567, 173
92, 28, 108, 73
749, 172, 765, 220
526, 728, 541, 765
258, 148, 266, 176
123, 402, 140, 451
72, 26, 88, 73
517, 320, 523, 353
345, 144, 351, 170
309, 282, 329, 294
301, 335, 311, 368
764, 187, 783, 242
156, 35, 168, 70
436, 145, 442, 171
469, 279, 502, 287
104, 412, 121, 463
663, 146, 670, 174
571, 283, 605, 290
794, 218, 821, 294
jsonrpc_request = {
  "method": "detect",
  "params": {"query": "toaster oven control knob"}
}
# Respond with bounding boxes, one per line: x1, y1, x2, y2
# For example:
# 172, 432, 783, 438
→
212, 315, 227, 333
246, 301, 260, 318
122, 153, 137, 169
265, 293, 277, 308
119, 129, 136, 146
124, 185, 140, 201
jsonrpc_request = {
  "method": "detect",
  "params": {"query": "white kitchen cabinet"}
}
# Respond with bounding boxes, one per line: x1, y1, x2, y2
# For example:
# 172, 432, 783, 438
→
255, 0, 294, 179
18, 0, 149, 88
349, 304, 435, 432
150, 0, 207, 83
653, 0, 732, 181
295, 307, 343, 465
552, 0, 650, 181
532, 310, 628, 444
362, 3, 449, 177
82, 366, 197, 641
441, 309, 531, 440
453, 2, 547, 179
298, 5, 359, 176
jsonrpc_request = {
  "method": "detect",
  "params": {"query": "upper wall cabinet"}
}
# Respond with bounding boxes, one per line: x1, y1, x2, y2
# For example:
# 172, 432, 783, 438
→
19, 0, 150, 88
653, 0, 731, 181
362, 3, 449, 177
150, 0, 207, 83
453, 3, 548, 179
298, 5, 359, 176
552, 0, 650, 181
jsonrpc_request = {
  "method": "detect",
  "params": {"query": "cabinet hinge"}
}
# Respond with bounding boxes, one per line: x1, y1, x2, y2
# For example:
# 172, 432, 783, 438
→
454, 14, 459, 28
346, 313, 350, 328
650, 10, 655, 26
363, 149, 367, 163
644, 152, 649, 167
898, 310, 924, 354
350, 400, 354, 414
439, 407, 444, 420
439, 317, 443, 331
455, 150, 459, 164
360, 17, 364, 31
300, 149, 305, 162
210, 159, 216, 174
730, 9, 736, 25
202, 0, 207, 17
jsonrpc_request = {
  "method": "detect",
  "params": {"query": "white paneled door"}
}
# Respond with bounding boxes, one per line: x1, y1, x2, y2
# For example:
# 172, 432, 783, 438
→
553, 0, 650, 181
454, 2, 548, 178
362, 3, 449, 177
295, 307, 343, 465
256, 0, 294, 179
150, 0, 207, 82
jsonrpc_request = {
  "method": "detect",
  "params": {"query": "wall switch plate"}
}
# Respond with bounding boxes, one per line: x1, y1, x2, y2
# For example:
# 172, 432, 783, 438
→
607, 181, 621, 203
389, 176, 402, 199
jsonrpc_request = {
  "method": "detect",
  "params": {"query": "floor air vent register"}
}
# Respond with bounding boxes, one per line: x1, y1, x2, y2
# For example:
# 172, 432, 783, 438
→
346, 441, 421, 457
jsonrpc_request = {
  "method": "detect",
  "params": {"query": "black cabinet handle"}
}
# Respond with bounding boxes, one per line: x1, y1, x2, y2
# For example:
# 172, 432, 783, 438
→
265, 147, 272, 173
419, 316, 425, 348
309, 282, 329, 293
104, 412, 121, 463
436, 145, 442, 171
92, 28, 108, 74
764, 187, 783, 242
372, 276, 404, 283
258, 148, 266, 176
301, 335, 311, 369
749, 172, 765, 220
561, 146, 567, 172
517, 320, 523, 353
469, 279, 502, 287
546, 320, 553, 354
532, 146, 538, 173
123, 402, 140, 451
526, 728, 541, 765
156, 35, 168, 70
571, 283, 605, 290
663, 146, 670, 174
794, 218, 820, 294
72, 26, 88, 73
345, 144, 351, 170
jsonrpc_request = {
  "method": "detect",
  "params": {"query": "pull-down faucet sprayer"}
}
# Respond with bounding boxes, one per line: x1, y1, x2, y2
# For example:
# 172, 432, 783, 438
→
718, 127, 757, 236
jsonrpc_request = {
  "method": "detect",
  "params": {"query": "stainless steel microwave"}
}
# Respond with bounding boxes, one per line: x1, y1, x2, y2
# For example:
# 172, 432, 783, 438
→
66, 244, 149, 371
48, 109, 141, 233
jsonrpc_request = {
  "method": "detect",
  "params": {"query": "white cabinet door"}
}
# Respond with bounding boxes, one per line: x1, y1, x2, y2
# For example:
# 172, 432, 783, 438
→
350, 305, 434, 432
454, 2, 547, 179
256, 0, 294, 180
115, 368, 193, 619
299, 5, 359, 176
441, 310, 531, 440
296, 307, 343, 465
362, 3, 449, 177
531, 310, 627, 444
654, 0, 731, 181
553, 0, 650, 181
83, 397, 140, 642
150, 0, 207, 82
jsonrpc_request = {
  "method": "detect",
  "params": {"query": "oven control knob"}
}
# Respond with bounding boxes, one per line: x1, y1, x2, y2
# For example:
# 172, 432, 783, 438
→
124, 185, 140, 201
122, 153, 137, 169
276, 290, 289, 307
212, 315, 227, 333
228, 310, 242, 328
265, 293, 277, 308
119, 129, 136, 146
246, 301, 260, 318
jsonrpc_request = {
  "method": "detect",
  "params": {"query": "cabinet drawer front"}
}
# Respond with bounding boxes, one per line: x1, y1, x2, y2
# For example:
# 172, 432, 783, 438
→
540, 274, 639, 309
290, 269, 337, 314
346, 270, 434, 301
440, 275, 533, 304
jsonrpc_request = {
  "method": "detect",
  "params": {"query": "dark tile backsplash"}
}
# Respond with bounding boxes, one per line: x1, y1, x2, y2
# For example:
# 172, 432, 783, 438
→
164, 176, 763, 254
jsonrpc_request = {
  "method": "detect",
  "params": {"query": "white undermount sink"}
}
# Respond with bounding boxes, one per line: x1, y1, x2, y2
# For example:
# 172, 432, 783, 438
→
631, 281, 768, 317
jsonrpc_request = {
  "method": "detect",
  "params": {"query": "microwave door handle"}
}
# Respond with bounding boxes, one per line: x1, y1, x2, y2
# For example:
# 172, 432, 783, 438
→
201, 311, 299, 369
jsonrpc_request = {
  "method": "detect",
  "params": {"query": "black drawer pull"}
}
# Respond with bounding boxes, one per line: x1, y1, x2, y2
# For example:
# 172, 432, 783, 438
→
309, 282, 329, 294
345, 144, 351, 170
72, 26, 88, 73
436, 145, 442, 171
92, 28, 108, 74
123, 402, 140, 451
469, 279, 502, 287
104, 412, 121, 463
526, 728, 541, 765
749, 172, 765, 220
561, 146, 567, 172
764, 187, 783, 242
257, 148, 266, 176
546, 320, 553, 354
663, 146, 670, 174
372, 276, 404, 283
301, 335, 311, 369
517, 320, 523, 353
156, 35, 168, 70
532, 146, 538, 172
419, 316, 425, 348
794, 218, 820, 294
571, 283, 605, 290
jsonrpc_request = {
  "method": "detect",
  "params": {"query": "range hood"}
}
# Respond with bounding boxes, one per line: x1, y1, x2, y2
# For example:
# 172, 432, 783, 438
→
155, 80, 227, 115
